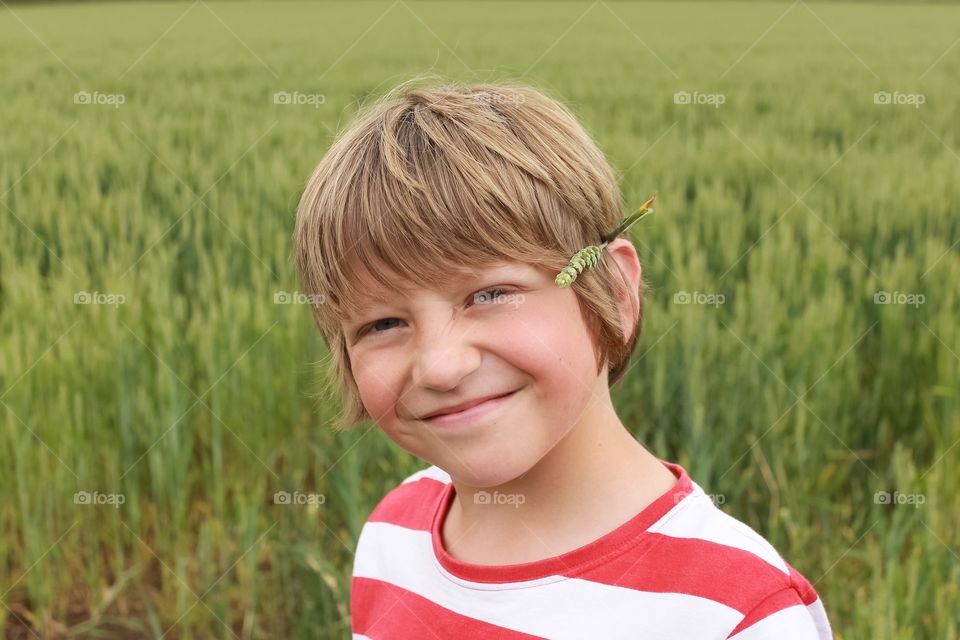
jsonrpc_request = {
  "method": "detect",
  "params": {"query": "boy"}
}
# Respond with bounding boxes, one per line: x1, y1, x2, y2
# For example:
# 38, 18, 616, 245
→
293, 80, 833, 639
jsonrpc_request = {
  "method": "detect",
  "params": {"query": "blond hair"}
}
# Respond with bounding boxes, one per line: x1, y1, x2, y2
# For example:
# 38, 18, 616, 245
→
294, 79, 646, 432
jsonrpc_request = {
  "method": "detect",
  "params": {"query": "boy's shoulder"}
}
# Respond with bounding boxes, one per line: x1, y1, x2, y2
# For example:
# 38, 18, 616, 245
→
607, 465, 830, 638
647, 481, 797, 580
642, 481, 826, 625
363, 464, 451, 525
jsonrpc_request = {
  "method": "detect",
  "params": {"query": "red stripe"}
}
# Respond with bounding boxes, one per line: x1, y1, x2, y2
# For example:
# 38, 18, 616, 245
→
788, 564, 819, 605
726, 587, 807, 636
351, 576, 546, 639
574, 533, 792, 614
368, 477, 446, 531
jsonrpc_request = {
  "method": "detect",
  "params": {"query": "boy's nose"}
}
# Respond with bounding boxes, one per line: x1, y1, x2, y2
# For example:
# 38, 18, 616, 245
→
411, 316, 483, 392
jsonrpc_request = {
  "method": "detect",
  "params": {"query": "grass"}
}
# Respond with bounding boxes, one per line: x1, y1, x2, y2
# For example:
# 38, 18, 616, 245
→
1, 1, 958, 638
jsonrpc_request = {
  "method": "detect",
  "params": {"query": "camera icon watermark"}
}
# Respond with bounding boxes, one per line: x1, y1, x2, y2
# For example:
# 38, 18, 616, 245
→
674, 90, 725, 108
74, 491, 126, 508
273, 91, 325, 108
873, 91, 925, 109
273, 290, 325, 305
873, 290, 925, 308
273, 490, 326, 506
474, 490, 525, 508
674, 491, 725, 507
74, 291, 126, 307
473, 290, 525, 309
874, 490, 925, 508
472, 91, 525, 106
74, 91, 126, 109
673, 290, 725, 307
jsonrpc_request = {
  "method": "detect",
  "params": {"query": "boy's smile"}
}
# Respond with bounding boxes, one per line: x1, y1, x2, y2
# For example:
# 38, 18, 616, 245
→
418, 386, 523, 427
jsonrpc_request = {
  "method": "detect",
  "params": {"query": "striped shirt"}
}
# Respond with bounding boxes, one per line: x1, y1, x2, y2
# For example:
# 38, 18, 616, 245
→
351, 459, 833, 639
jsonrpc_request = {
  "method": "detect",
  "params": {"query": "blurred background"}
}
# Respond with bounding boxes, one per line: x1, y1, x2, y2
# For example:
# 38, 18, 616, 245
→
1, 1, 958, 638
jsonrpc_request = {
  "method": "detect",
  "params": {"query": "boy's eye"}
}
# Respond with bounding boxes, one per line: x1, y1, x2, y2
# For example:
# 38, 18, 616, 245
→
356, 287, 511, 339
470, 287, 508, 305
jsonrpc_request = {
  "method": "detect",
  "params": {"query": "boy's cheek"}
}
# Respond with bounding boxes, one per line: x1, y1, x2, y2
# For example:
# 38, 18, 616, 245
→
352, 366, 428, 444
519, 320, 603, 422
352, 367, 403, 424
511, 308, 593, 380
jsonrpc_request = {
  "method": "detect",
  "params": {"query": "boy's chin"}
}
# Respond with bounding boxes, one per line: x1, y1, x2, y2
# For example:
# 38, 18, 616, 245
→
435, 445, 545, 490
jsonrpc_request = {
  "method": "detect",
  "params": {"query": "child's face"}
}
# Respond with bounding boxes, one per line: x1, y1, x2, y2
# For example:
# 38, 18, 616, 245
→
341, 256, 611, 488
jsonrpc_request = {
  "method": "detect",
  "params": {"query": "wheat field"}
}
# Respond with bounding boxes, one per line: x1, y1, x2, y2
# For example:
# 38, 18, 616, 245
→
1, 1, 958, 638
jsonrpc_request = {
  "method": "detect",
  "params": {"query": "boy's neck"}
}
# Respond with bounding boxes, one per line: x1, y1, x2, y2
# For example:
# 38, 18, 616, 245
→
440, 391, 677, 566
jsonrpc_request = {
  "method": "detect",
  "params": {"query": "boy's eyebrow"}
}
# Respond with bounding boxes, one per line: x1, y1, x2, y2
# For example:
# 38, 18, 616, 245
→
345, 262, 528, 317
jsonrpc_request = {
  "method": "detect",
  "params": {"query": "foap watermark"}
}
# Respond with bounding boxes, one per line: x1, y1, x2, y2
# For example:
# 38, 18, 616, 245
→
674, 90, 725, 108
873, 91, 925, 109
673, 291, 725, 307
874, 290, 925, 308
273, 91, 325, 108
473, 290, 525, 309
74, 291, 126, 307
474, 490, 525, 508
675, 491, 726, 507
74, 491, 126, 508
874, 490, 925, 508
74, 91, 125, 109
472, 91, 525, 106
274, 490, 326, 506
274, 290, 325, 305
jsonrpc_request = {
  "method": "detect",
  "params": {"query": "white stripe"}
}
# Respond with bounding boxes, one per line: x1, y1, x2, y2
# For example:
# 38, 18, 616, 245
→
726, 603, 823, 639
354, 520, 742, 639
806, 597, 834, 639
400, 464, 451, 485
353, 635, 373, 640
648, 483, 790, 575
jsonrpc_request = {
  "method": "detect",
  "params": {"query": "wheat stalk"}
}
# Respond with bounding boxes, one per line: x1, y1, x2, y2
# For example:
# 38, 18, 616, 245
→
555, 193, 657, 288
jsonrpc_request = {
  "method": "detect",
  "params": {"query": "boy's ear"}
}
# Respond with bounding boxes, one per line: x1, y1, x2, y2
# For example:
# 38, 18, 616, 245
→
604, 238, 642, 344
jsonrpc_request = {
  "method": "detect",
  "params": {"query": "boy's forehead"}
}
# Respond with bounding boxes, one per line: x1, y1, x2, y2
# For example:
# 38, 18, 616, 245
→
346, 258, 536, 306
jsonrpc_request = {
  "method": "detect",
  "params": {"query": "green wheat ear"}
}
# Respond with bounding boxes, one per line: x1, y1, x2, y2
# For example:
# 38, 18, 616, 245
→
555, 245, 602, 288
555, 192, 657, 288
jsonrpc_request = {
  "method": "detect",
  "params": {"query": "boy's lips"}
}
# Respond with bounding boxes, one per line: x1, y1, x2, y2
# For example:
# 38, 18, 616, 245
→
420, 389, 520, 420
419, 388, 522, 426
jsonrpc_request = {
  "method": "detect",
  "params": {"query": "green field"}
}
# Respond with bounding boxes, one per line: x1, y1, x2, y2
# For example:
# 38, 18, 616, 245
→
1, 1, 958, 638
